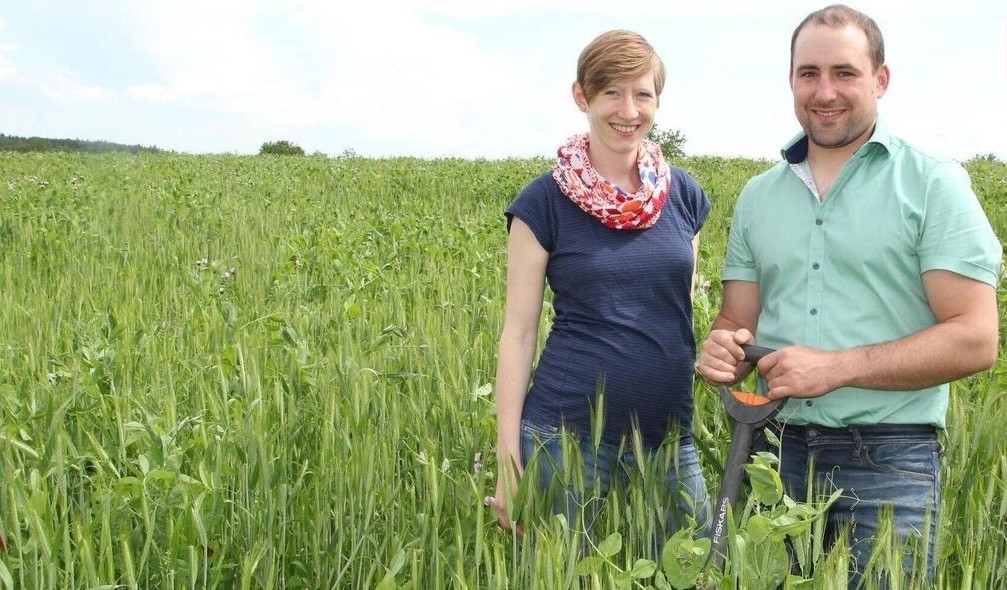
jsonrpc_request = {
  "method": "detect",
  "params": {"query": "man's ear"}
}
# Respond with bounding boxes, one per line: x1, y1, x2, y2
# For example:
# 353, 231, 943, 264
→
874, 63, 891, 98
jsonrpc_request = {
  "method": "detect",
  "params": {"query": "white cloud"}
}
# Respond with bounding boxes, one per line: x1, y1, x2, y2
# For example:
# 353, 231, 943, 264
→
0, 17, 18, 78
38, 72, 114, 102
307, 10, 500, 127
0, 47, 15, 80
128, 83, 171, 102
126, 1, 283, 103
117, 0, 575, 156
417, 0, 825, 19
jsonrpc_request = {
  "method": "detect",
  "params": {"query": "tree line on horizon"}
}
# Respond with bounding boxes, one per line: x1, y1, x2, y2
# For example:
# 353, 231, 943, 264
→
3, 130, 1001, 164
0, 133, 162, 154
0, 126, 691, 160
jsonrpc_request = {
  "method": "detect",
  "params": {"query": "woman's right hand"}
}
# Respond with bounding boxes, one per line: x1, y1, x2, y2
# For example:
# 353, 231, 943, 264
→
487, 457, 524, 536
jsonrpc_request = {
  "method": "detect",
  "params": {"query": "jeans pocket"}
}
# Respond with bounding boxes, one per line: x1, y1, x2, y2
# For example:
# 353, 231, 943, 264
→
520, 419, 565, 465
520, 419, 561, 439
861, 441, 939, 482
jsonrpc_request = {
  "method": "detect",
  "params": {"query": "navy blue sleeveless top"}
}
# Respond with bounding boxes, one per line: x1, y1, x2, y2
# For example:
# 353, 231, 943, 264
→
507, 168, 711, 449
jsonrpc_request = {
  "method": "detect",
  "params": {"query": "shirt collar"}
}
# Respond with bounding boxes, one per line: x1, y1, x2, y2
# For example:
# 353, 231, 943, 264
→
781, 116, 895, 164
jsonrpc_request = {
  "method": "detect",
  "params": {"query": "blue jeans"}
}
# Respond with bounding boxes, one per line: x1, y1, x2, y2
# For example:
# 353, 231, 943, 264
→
773, 423, 940, 589
519, 419, 711, 548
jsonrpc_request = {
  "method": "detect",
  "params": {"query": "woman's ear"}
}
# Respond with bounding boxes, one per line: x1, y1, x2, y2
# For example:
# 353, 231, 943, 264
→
571, 82, 588, 112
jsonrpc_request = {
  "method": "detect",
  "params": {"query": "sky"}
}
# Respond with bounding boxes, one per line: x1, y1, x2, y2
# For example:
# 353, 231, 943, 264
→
1, 1, 1005, 162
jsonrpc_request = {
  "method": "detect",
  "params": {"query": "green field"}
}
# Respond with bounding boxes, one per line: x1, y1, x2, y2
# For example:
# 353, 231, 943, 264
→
0, 152, 1004, 589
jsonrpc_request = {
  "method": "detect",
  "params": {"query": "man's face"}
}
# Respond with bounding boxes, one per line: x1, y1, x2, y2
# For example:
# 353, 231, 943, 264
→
790, 23, 889, 153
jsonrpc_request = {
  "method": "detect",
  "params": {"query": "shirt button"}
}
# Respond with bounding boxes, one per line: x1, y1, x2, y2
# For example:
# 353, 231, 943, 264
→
805, 400, 814, 407
815, 218, 823, 225
812, 262, 820, 270
810, 308, 818, 315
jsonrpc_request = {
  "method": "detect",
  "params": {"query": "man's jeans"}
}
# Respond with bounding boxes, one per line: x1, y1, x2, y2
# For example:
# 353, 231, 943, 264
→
774, 423, 940, 588
519, 418, 711, 548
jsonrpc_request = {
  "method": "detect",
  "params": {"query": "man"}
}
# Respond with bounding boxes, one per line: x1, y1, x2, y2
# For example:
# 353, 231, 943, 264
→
696, 4, 1001, 587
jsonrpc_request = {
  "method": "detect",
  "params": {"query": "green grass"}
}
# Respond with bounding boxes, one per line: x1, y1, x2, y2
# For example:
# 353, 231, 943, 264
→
0, 151, 1004, 589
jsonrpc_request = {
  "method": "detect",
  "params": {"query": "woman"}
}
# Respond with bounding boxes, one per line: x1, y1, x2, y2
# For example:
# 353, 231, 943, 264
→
487, 30, 712, 541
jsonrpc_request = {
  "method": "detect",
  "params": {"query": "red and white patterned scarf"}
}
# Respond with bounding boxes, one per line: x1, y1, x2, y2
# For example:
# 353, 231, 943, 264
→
552, 133, 671, 230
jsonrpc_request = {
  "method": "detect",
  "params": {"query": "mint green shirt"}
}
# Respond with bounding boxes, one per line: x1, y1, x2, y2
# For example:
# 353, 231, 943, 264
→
722, 118, 1002, 428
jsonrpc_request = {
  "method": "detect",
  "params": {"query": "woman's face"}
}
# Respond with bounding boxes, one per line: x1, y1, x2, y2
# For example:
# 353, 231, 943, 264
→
576, 71, 657, 161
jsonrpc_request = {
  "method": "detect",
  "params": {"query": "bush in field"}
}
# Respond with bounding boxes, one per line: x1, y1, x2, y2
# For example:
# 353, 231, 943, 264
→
647, 125, 687, 159
259, 139, 305, 156
968, 153, 1001, 164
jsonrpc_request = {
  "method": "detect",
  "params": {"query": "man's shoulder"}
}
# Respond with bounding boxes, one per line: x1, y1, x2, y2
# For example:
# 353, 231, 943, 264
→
874, 131, 966, 178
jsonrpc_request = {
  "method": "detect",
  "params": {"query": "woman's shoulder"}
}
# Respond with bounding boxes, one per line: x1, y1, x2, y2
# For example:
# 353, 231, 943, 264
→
667, 165, 702, 189
518, 170, 559, 196
663, 165, 711, 228
510, 170, 562, 209
666, 165, 709, 204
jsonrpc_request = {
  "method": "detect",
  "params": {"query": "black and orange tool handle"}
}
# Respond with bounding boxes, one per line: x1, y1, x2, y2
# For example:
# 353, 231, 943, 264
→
718, 344, 782, 422
709, 420, 755, 571
708, 343, 781, 573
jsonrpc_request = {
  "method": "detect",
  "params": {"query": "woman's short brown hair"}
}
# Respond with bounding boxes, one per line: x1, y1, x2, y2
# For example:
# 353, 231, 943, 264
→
576, 30, 665, 104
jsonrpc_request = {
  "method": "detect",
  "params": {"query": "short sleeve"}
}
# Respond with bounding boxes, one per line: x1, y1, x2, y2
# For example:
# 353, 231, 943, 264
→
675, 169, 712, 235
721, 180, 759, 282
918, 161, 1002, 286
505, 172, 557, 252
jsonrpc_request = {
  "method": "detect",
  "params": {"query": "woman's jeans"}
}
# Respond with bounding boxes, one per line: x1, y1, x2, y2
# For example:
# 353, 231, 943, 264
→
773, 423, 940, 589
519, 418, 711, 549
